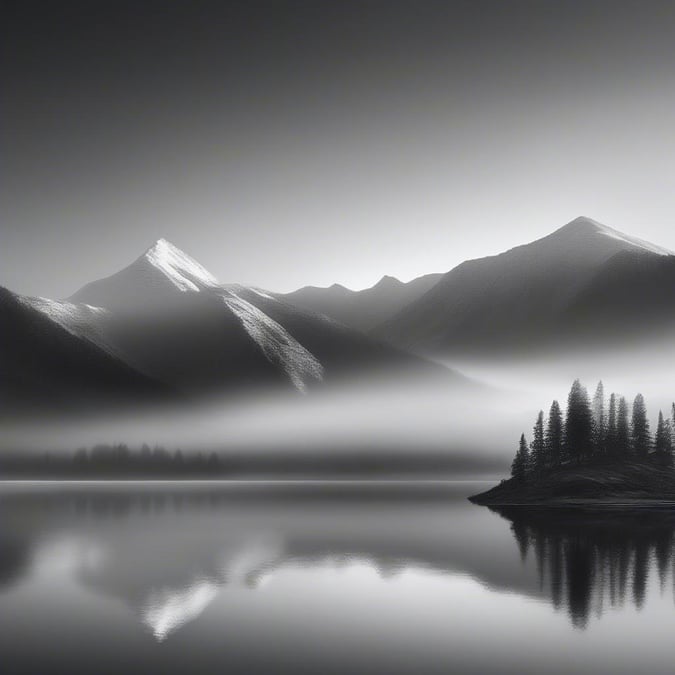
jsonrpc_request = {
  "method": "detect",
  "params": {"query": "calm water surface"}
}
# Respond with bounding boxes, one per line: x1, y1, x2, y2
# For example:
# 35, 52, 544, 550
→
1, 481, 675, 674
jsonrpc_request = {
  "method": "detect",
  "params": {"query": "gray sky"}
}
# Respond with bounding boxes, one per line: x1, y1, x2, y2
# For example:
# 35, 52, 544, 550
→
3, 0, 675, 297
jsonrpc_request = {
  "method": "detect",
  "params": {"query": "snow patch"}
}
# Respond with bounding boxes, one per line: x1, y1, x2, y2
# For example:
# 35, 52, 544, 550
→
21, 296, 124, 359
571, 218, 674, 256
248, 287, 276, 300
223, 292, 324, 391
143, 239, 219, 292
596, 225, 673, 256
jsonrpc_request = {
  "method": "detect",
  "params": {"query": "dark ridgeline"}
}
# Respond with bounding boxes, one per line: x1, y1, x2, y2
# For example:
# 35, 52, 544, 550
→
278, 273, 443, 333
511, 379, 674, 478
493, 507, 675, 629
0, 286, 178, 417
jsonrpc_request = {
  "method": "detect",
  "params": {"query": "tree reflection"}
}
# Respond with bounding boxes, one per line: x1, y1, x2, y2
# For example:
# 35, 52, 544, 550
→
493, 507, 675, 628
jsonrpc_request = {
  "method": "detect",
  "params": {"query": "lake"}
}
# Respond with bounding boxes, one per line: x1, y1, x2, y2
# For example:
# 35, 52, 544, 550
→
1, 481, 674, 674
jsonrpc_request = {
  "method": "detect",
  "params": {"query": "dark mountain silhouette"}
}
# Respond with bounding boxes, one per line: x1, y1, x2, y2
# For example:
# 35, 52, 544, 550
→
372, 216, 675, 355
13, 240, 457, 405
0, 286, 175, 416
561, 248, 675, 340
279, 273, 442, 333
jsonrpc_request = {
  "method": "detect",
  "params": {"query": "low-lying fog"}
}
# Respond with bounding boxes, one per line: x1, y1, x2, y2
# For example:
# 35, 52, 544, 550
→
4, 339, 675, 479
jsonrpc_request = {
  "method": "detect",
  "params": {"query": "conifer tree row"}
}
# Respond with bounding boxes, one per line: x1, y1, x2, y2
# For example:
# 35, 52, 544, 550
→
510, 380, 675, 479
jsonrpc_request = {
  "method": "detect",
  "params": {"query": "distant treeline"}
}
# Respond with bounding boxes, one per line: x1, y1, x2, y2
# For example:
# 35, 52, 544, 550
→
0, 444, 225, 479
0, 443, 482, 479
512, 380, 675, 479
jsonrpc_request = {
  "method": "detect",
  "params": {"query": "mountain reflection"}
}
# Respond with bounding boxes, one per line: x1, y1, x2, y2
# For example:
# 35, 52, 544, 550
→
493, 506, 675, 628
1, 484, 475, 642
7, 483, 675, 644
143, 580, 221, 641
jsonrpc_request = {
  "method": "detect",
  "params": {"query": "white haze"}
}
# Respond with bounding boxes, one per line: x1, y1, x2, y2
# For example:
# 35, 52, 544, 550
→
4, 341, 675, 478
2, 372, 521, 476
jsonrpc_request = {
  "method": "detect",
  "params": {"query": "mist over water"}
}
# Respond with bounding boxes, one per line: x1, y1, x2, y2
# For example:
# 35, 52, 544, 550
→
4, 339, 675, 480
1, 369, 517, 477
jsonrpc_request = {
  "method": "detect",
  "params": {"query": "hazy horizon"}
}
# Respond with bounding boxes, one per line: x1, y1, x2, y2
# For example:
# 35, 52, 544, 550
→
4, 1, 675, 298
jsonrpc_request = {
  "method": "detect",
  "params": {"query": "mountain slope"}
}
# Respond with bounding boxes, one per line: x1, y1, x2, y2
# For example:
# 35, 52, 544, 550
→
0, 286, 175, 416
21, 239, 455, 399
63, 239, 323, 394
69, 237, 221, 311
279, 273, 443, 332
372, 217, 675, 355
232, 286, 452, 380
562, 248, 675, 339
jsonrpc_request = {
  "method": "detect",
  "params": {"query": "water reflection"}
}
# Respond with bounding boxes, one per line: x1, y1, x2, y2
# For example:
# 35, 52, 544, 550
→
143, 579, 221, 641
493, 506, 675, 628
4, 483, 675, 674
1, 483, 487, 644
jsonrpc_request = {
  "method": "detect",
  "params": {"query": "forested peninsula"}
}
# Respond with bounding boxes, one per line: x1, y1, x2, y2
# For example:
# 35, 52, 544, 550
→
471, 380, 675, 506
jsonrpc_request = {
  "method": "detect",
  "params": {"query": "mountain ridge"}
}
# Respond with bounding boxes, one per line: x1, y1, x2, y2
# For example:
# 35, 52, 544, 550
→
279, 271, 443, 333
6, 239, 458, 415
370, 216, 675, 355
0, 285, 177, 417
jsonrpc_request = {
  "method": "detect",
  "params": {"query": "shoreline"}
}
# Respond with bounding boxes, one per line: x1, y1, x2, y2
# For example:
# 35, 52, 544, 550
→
469, 459, 675, 507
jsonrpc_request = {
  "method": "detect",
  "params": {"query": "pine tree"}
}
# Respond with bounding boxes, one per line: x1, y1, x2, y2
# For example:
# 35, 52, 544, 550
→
607, 393, 617, 456
616, 396, 630, 456
654, 410, 673, 466
592, 381, 605, 455
564, 379, 593, 463
530, 410, 546, 473
545, 400, 563, 467
511, 433, 530, 481
631, 393, 651, 458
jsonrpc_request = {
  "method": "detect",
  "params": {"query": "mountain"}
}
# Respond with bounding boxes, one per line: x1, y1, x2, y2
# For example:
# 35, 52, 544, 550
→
63, 239, 317, 394
278, 273, 443, 332
0, 286, 175, 416
232, 285, 446, 377
14, 239, 454, 406
372, 216, 675, 355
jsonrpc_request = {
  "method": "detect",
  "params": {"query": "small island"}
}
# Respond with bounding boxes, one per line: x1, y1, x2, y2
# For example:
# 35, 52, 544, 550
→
471, 379, 675, 506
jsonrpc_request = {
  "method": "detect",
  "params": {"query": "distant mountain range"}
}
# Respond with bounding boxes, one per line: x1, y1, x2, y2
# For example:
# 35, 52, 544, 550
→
1, 240, 451, 415
283, 216, 675, 355
278, 273, 443, 333
370, 217, 675, 355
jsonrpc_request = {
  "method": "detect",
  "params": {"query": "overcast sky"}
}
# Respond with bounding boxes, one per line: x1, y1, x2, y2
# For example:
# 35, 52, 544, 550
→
3, 0, 675, 297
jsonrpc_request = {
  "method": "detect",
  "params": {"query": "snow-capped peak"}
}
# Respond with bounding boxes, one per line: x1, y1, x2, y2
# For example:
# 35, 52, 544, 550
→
558, 217, 673, 256
142, 238, 219, 292
593, 222, 673, 257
